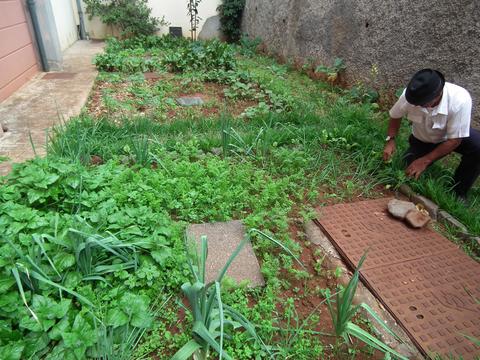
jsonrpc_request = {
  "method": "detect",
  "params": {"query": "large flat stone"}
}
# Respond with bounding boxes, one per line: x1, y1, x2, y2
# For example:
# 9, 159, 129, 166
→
176, 96, 204, 106
186, 220, 264, 287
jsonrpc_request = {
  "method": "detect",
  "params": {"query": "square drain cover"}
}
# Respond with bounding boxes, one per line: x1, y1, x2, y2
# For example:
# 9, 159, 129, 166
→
316, 198, 480, 359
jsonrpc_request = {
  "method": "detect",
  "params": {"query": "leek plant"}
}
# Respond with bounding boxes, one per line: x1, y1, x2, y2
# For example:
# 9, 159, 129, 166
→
461, 288, 480, 347
172, 228, 303, 360
324, 253, 409, 360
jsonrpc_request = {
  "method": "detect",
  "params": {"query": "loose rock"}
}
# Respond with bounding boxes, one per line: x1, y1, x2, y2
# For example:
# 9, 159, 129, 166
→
387, 199, 416, 219
405, 209, 431, 228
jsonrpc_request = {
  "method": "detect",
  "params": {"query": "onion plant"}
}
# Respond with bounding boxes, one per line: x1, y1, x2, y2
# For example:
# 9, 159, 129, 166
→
461, 288, 480, 347
172, 228, 303, 360
324, 253, 409, 360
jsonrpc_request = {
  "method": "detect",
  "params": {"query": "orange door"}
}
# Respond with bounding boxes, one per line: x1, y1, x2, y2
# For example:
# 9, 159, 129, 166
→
0, 0, 39, 102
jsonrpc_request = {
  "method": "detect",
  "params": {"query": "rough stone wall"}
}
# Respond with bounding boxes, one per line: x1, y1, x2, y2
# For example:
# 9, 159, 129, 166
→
243, 0, 480, 126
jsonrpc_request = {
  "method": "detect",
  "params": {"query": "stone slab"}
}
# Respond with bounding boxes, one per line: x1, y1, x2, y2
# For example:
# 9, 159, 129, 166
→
438, 210, 468, 233
186, 220, 265, 287
176, 96, 204, 106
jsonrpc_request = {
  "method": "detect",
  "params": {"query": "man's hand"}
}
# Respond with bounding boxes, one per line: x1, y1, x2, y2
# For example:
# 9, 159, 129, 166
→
383, 140, 396, 161
405, 139, 461, 180
406, 157, 432, 179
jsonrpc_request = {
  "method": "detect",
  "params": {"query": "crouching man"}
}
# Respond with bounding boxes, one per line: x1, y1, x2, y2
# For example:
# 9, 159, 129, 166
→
383, 69, 480, 201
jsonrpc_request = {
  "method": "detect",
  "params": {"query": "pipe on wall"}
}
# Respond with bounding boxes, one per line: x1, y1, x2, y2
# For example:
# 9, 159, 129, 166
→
26, 0, 49, 71
75, 0, 87, 40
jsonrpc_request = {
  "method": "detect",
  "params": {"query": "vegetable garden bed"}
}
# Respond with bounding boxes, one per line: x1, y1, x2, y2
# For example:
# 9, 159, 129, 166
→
1, 35, 478, 359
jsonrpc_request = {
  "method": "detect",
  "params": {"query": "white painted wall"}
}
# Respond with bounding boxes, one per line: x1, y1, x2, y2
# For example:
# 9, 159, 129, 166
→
50, 0, 78, 51
82, 0, 221, 39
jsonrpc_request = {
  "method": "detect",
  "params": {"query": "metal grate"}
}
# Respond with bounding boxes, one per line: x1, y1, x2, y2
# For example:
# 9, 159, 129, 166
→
316, 198, 480, 359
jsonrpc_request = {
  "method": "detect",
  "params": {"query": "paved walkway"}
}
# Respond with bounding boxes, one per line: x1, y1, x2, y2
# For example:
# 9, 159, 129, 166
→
0, 40, 103, 176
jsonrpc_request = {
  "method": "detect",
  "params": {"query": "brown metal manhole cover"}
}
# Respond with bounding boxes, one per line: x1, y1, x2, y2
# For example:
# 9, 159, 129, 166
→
315, 198, 480, 359
42, 72, 76, 80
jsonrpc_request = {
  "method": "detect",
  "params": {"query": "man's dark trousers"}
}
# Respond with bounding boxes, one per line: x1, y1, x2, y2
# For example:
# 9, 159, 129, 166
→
403, 128, 480, 197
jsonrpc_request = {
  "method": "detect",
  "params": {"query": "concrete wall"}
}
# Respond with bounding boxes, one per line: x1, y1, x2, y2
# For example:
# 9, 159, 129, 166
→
243, 0, 480, 125
83, 0, 221, 39
50, 0, 78, 51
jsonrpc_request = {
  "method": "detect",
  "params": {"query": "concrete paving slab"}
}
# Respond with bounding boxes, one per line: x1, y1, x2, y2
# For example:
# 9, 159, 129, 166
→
0, 40, 104, 176
186, 220, 265, 287
176, 96, 204, 106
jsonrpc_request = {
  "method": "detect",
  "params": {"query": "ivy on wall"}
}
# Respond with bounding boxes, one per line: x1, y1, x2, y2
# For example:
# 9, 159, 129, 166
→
217, 0, 246, 42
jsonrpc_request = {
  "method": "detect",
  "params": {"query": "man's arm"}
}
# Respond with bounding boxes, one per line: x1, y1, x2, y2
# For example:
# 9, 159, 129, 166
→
383, 117, 402, 161
406, 138, 462, 179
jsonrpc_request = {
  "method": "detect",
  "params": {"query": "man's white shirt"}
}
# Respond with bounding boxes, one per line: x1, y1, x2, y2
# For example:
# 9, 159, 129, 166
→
389, 82, 472, 143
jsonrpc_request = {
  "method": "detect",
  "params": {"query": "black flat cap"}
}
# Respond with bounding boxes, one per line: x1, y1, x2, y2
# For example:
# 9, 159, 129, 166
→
405, 69, 445, 106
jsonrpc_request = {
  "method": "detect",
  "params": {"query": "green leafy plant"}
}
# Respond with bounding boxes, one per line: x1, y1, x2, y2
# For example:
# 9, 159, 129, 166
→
217, 0, 246, 42
239, 35, 262, 57
173, 229, 303, 359
84, 0, 167, 38
94, 47, 159, 73
348, 84, 380, 104
224, 80, 258, 100
324, 253, 408, 359
315, 58, 346, 84
162, 40, 236, 73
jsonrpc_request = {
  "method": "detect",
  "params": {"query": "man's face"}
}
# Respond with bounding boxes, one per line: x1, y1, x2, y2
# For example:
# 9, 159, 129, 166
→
421, 91, 443, 109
